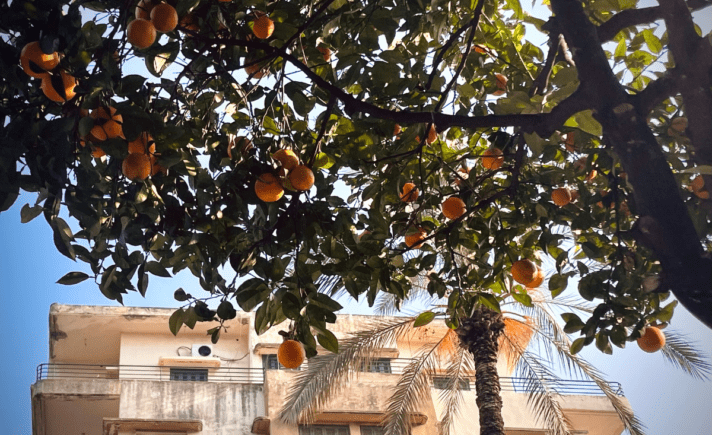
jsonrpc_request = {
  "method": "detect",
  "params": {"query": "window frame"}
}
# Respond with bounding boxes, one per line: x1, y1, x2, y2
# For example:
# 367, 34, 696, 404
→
169, 367, 209, 382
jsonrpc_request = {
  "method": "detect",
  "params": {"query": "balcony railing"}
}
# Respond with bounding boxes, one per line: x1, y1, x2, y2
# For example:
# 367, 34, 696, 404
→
35, 361, 623, 396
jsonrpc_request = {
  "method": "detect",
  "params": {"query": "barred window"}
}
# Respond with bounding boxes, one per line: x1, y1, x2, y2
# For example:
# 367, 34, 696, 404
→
432, 376, 470, 390
170, 368, 208, 382
298, 425, 350, 435
360, 426, 385, 435
359, 358, 392, 373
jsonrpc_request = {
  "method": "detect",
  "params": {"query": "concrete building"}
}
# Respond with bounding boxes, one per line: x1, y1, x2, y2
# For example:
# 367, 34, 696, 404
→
32, 304, 630, 435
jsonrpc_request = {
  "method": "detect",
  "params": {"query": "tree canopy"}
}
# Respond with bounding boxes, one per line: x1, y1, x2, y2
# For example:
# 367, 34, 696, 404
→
2, 0, 712, 356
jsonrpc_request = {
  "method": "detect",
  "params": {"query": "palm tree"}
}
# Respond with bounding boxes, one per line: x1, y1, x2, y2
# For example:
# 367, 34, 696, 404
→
277, 287, 710, 435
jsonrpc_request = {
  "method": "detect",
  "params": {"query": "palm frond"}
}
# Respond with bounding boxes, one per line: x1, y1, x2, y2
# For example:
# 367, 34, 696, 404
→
383, 339, 444, 435
437, 345, 476, 435
500, 316, 535, 373
503, 330, 573, 435
535, 331, 647, 435
278, 317, 416, 425
659, 329, 712, 381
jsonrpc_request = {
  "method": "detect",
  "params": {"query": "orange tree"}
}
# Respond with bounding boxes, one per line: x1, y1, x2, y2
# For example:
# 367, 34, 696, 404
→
2, 0, 712, 361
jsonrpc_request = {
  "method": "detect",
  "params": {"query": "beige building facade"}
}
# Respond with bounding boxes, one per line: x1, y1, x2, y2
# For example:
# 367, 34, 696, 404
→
32, 304, 629, 435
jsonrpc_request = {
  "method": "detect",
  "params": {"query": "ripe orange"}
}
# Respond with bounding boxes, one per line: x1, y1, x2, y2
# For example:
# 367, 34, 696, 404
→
41, 71, 77, 103
442, 197, 466, 220
637, 326, 665, 353
150, 3, 178, 33
91, 106, 124, 140
317, 46, 331, 62
122, 153, 152, 181
128, 132, 152, 154
135, 0, 156, 20
495, 73, 508, 90
481, 147, 504, 170
512, 259, 537, 286
150, 154, 166, 176
426, 124, 437, 144
20, 41, 60, 78
91, 146, 106, 158
404, 227, 426, 248
179, 13, 199, 32
252, 15, 274, 39
289, 165, 315, 191
273, 149, 300, 170
255, 173, 284, 202
527, 267, 544, 288
127, 18, 157, 49
454, 167, 469, 186
670, 117, 688, 133
393, 124, 402, 136
244, 59, 268, 79
278, 340, 305, 369
565, 132, 576, 152
474, 44, 488, 54
228, 136, 253, 159
400, 182, 419, 202
691, 175, 709, 199
552, 187, 572, 206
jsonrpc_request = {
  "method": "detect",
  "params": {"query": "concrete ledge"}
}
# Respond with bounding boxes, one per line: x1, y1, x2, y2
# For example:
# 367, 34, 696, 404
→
32, 379, 121, 398
309, 411, 427, 426
103, 418, 202, 435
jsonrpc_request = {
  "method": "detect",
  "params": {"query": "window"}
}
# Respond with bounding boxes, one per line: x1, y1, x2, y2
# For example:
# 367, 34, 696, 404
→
298, 425, 349, 435
432, 376, 470, 390
169, 368, 208, 382
263, 354, 301, 370
360, 358, 392, 373
360, 426, 385, 435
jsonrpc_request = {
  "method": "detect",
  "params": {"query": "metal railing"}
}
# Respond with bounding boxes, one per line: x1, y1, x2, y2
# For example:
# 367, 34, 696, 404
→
35, 361, 623, 396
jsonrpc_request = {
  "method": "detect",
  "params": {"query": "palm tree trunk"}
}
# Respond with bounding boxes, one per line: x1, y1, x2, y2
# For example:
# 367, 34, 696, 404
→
457, 305, 506, 435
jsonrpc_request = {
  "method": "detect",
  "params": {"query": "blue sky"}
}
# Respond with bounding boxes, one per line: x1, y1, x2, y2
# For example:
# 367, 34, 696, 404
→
2, 190, 711, 435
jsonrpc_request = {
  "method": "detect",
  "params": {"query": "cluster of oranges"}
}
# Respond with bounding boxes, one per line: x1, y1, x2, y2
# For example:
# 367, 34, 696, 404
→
254, 149, 315, 202
124, 132, 165, 181
20, 41, 76, 103
79, 105, 124, 158
128, 1, 179, 49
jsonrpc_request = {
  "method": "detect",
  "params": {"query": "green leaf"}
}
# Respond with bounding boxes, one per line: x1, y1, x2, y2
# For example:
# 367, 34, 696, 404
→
56, 271, 90, 285
317, 329, 339, 353
145, 261, 171, 277
561, 313, 585, 333
478, 293, 501, 312
169, 308, 185, 336
595, 332, 613, 354
548, 273, 568, 297
217, 300, 237, 320
570, 337, 585, 355
20, 203, 43, 223
413, 311, 436, 327
642, 29, 662, 54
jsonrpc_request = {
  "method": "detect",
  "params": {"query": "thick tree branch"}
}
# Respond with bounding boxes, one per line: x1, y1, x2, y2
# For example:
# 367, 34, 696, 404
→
597, 0, 712, 43
551, 0, 712, 329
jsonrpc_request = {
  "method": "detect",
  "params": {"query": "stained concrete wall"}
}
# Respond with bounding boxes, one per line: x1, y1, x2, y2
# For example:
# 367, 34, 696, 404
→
119, 380, 264, 435
263, 369, 439, 435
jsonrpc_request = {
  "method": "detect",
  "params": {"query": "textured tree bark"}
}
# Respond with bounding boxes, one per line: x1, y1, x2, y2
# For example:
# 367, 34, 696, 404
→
457, 305, 506, 435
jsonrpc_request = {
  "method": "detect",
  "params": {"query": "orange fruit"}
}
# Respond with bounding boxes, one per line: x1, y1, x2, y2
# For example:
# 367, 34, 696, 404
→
135, 0, 156, 19
278, 340, 305, 369
393, 124, 402, 136
495, 73, 508, 90
179, 13, 199, 32
127, 18, 157, 49
512, 259, 537, 286
128, 132, 152, 154
122, 153, 152, 181
442, 197, 466, 220
400, 182, 419, 202
41, 71, 77, 103
289, 165, 315, 191
228, 136, 253, 159
244, 59, 268, 79
565, 132, 576, 152
481, 147, 504, 170
91, 106, 124, 140
670, 117, 688, 133
691, 175, 709, 199
150, 3, 178, 33
255, 173, 284, 202
527, 267, 544, 288
150, 154, 166, 176
637, 326, 665, 353
552, 187, 572, 206
454, 167, 469, 186
426, 124, 437, 144
474, 44, 488, 54
20, 41, 60, 78
317, 46, 331, 62
273, 149, 300, 170
404, 227, 426, 248
91, 146, 106, 158
252, 15, 274, 39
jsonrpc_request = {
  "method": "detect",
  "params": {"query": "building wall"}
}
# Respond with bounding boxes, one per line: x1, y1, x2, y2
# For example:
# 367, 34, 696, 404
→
119, 380, 264, 435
